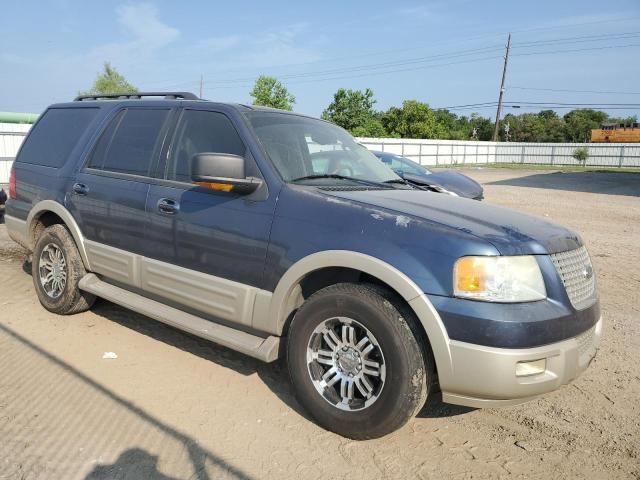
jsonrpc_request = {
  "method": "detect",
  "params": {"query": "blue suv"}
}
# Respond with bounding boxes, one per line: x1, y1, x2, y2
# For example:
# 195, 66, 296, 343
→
5, 92, 601, 439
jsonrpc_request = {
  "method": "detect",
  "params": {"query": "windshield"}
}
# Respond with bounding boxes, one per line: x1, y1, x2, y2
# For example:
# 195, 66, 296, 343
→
380, 153, 432, 176
246, 112, 401, 184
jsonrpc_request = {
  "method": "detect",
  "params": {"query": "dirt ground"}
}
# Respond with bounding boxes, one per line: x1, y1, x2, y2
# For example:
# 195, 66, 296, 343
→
0, 168, 639, 480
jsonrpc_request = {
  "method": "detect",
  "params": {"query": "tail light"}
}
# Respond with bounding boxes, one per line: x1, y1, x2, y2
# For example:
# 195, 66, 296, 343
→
9, 165, 16, 199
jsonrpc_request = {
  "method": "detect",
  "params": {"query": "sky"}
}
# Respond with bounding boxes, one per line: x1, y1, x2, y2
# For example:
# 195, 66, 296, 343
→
1, 0, 639, 119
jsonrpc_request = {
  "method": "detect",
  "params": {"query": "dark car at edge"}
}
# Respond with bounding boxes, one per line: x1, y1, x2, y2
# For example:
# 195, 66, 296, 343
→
371, 150, 484, 200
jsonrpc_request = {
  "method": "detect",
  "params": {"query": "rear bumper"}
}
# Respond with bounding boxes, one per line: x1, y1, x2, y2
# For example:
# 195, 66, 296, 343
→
4, 214, 29, 249
441, 317, 602, 408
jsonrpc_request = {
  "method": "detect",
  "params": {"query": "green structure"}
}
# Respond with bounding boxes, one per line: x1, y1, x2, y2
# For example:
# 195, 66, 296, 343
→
0, 112, 39, 124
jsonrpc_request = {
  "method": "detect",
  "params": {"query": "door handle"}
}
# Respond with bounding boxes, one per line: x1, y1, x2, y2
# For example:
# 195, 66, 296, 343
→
72, 183, 89, 195
157, 198, 179, 215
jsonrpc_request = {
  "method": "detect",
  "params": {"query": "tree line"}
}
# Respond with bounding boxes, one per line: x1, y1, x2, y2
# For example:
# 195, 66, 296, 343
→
248, 75, 636, 143
84, 64, 637, 143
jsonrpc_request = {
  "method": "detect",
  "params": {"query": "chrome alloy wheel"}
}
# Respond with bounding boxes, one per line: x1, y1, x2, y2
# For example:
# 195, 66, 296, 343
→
306, 317, 386, 411
38, 243, 67, 299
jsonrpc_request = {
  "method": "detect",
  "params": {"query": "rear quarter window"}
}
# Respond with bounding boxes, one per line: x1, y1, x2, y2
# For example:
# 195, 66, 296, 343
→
88, 108, 170, 176
16, 108, 99, 167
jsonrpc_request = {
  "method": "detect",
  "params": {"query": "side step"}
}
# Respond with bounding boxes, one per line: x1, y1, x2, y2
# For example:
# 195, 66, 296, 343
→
79, 274, 281, 362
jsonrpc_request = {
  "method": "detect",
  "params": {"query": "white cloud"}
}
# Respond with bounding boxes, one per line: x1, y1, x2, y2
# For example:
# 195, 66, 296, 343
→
195, 35, 242, 53
215, 23, 322, 70
89, 2, 179, 62
116, 3, 179, 49
395, 5, 435, 18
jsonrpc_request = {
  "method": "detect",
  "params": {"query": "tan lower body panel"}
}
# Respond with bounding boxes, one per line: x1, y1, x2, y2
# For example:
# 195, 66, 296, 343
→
79, 273, 280, 362
83, 240, 272, 331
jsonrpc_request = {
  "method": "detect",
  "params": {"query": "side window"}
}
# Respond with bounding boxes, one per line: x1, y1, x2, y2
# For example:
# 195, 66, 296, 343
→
167, 110, 246, 182
17, 108, 99, 168
88, 108, 170, 176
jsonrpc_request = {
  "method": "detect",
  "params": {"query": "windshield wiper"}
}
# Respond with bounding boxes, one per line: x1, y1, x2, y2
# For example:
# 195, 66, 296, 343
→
290, 174, 393, 188
383, 178, 418, 189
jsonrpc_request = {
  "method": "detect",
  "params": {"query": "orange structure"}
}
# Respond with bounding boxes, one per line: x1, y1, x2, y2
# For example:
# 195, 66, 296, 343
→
591, 123, 640, 142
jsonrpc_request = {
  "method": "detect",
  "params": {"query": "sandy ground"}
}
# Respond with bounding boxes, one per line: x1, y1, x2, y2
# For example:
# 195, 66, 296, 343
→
0, 168, 639, 480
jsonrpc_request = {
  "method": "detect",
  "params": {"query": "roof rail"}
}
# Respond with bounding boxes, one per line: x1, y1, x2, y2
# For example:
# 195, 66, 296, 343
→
74, 91, 199, 101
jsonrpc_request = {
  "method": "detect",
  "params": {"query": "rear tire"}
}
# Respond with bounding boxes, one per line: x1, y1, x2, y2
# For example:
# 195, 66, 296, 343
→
287, 283, 431, 439
32, 224, 95, 315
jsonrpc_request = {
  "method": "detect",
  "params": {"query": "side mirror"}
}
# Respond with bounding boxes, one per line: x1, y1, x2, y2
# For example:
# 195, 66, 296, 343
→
190, 153, 261, 195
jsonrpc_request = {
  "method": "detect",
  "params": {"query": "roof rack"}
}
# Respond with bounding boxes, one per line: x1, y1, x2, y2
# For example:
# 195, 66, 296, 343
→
74, 91, 199, 101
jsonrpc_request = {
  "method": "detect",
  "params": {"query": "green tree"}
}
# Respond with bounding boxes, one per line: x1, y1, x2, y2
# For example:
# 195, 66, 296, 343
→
537, 110, 566, 142
572, 147, 589, 165
433, 109, 466, 139
322, 88, 385, 136
250, 75, 295, 110
469, 114, 494, 141
501, 113, 546, 142
381, 100, 447, 139
563, 109, 608, 142
81, 62, 138, 95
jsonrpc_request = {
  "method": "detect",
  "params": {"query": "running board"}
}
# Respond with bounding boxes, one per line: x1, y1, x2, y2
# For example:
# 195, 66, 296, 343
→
79, 273, 280, 362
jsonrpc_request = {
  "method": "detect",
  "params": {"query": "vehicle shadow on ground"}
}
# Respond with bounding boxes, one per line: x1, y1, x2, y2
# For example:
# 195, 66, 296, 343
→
90, 297, 315, 423
21, 257, 477, 430
486, 171, 640, 197
91, 297, 475, 423
0, 320, 254, 480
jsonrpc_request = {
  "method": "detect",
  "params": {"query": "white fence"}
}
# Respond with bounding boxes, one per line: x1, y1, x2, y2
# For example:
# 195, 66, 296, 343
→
1, 128, 639, 185
0, 123, 30, 185
357, 137, 640, 168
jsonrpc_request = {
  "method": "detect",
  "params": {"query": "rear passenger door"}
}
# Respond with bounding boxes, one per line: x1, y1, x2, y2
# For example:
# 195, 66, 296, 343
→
67, 107, 173, 285
142, 108, 275, 325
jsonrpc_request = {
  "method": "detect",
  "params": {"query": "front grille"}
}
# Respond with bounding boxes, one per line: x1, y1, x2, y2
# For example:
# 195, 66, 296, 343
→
550, 246, 596, 309
576, 325, 596, 358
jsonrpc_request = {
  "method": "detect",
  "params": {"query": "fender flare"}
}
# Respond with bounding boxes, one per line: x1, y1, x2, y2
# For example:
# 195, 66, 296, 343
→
268, 250, 454, 381
26, 200, 92, 270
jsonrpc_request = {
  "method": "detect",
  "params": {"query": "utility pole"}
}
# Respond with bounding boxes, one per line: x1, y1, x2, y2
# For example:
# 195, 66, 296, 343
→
492, 33, 511, 142
199, 74, 203, 99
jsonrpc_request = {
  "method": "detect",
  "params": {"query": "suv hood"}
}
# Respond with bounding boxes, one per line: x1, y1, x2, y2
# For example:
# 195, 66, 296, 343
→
323, 188, 581, 255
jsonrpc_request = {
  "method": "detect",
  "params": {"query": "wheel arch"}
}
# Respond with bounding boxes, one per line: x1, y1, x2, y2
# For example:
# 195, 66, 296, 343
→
268, 250, 454, 380
27, 200, 91, 270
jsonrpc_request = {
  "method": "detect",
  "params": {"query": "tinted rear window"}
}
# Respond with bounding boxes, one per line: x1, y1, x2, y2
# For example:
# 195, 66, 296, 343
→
17, 108, 99, 167
88, 108, 170, 176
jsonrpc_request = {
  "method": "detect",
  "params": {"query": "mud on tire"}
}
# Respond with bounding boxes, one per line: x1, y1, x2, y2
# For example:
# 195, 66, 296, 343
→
32, 224, 95, 315
287, 283, 433, 439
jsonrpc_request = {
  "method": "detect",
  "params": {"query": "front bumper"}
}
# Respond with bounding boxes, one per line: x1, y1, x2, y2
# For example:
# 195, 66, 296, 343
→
440, 316, 602, 408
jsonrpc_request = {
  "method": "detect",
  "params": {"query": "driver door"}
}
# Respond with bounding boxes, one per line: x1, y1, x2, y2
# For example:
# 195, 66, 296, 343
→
142, 108, 275, 326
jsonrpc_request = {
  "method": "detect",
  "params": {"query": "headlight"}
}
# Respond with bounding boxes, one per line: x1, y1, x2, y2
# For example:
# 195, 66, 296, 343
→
453, 256, 546, 302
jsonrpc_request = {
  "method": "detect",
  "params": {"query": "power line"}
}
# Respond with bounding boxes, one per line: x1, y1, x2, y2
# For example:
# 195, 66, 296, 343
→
194, 55, 504, 90
199, 45, 504, 86
513, 31, 640, 47
511, 42, 640, 57
205, 43, 640, 88
149, 45, 504, 90
436, 101, 640, 111
190, 42, 640, 91
508, 86, 640, 95
148, 28, 640, 90
504, 101, 640, 106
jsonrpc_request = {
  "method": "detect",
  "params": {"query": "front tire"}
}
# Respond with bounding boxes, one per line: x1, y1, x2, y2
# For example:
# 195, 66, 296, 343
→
32, 224, 95, 315
287, 283, 431, 439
